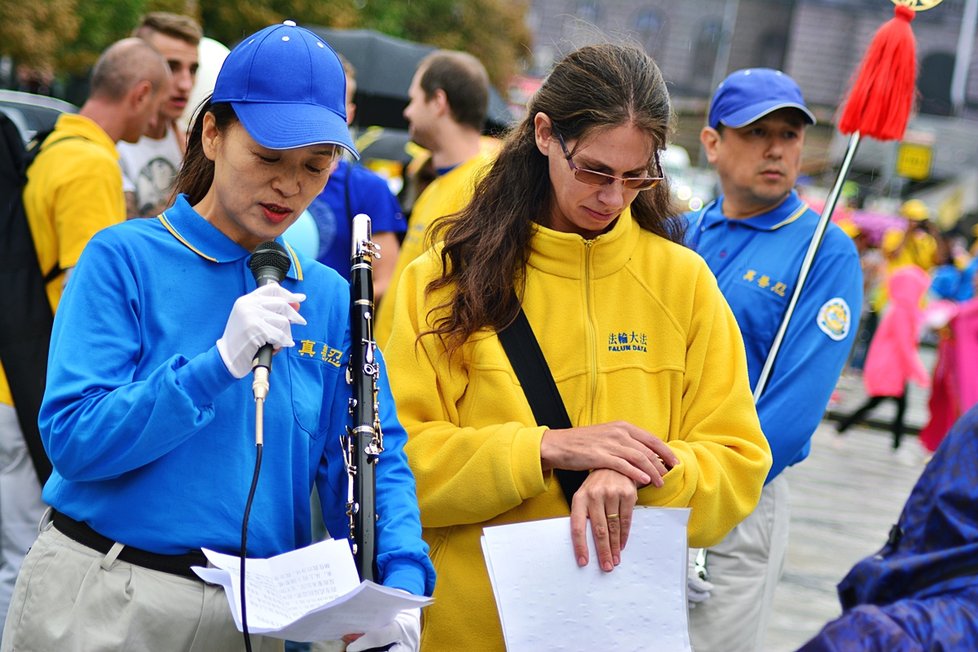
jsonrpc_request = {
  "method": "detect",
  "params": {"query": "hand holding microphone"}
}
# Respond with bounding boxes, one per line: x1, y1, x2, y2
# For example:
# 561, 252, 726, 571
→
216, 241, 305, 380
216, 283, 306, 379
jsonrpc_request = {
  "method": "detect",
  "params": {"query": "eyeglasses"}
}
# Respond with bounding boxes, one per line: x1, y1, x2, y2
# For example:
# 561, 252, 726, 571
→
554, 131, 663, 190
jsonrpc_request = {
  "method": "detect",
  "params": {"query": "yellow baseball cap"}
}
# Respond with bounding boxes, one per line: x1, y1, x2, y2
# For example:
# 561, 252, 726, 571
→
900, 199, 929, 221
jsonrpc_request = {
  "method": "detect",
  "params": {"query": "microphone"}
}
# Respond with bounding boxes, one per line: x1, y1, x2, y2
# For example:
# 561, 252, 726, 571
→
248, 241, 292, 401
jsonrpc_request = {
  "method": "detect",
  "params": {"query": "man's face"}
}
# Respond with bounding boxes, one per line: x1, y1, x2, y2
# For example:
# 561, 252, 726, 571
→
700, 108, 807, 218
145, 31, 199, 122
403, 66, 439, 149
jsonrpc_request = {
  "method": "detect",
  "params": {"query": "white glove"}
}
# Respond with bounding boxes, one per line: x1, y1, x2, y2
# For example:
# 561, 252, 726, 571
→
347, 607, 421, 652
216, 283, 306, 378
686, 548, 714, 608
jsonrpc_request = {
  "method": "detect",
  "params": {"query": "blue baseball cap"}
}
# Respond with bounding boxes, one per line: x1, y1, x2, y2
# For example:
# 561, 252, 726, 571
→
212, 21, 358, 157
708, 68, 815, 130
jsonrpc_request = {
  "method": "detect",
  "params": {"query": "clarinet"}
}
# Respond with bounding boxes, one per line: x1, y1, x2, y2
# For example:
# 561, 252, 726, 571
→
343, 213, 384, 582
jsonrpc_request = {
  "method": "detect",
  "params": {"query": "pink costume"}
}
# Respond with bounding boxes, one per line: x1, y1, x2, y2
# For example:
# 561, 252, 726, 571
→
953, 297, 978, 412
862, 265, 931, 398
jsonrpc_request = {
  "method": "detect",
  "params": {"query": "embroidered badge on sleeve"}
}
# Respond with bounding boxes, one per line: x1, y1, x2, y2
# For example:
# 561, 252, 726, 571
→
816, 297, 851, 341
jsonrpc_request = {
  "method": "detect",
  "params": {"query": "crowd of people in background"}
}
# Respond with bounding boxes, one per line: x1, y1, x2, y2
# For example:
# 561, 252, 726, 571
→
835, 197, 978, 456
3, 9, 978, 652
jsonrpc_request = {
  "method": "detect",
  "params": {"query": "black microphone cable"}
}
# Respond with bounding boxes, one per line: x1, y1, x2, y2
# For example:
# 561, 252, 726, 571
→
240, 241, 291, 652
240, 444, 262, 652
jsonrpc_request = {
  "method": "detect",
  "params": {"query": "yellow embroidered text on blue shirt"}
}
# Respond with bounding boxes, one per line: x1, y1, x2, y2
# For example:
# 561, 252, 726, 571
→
296, 339, 343, 367
743, 269, 789, 298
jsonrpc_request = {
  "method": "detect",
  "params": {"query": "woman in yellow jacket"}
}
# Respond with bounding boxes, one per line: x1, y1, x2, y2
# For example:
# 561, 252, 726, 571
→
384, 43, 772, 651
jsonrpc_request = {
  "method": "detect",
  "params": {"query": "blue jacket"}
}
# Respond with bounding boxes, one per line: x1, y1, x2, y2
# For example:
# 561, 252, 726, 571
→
306, 160, 406, 276
798, 404, 978, 651
40, 194, 434, 597
686, 191, 862, 482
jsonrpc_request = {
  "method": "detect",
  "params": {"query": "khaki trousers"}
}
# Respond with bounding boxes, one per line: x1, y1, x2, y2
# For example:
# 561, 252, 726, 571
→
1, 520, 284, 652
688, 473, 791, 652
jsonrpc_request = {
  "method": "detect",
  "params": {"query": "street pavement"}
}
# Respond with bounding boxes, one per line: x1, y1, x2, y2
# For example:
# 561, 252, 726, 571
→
763, 351, 935, 651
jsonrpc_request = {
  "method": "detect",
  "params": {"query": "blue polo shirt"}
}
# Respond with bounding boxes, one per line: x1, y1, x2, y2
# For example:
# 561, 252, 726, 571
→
685, 190, 862, 482
40, 195, 434, 596
306, 160, 406, 276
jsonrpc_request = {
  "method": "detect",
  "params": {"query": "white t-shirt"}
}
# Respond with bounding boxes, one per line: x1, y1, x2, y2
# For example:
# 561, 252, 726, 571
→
117, 124, 183, 218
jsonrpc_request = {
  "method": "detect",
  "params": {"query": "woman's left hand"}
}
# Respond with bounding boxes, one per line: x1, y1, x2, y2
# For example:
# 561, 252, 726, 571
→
569, 469, 639, 572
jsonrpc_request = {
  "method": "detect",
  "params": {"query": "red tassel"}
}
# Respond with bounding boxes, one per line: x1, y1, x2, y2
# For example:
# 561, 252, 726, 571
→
838, 5, 917, 141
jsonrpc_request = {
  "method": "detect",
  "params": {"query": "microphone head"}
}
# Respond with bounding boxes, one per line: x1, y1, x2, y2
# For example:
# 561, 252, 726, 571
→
249, 241, 291, 286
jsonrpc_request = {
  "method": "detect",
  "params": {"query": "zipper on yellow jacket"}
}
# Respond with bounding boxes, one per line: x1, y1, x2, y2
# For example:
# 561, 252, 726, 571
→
584, 238, 598, 425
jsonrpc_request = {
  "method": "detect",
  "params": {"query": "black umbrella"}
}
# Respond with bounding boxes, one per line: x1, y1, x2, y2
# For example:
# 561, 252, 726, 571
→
305, 26, 514, 133
355, 127, 414, 164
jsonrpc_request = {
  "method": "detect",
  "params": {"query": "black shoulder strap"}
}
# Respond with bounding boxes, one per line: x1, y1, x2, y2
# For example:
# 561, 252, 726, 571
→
497, 307, 587, 506
25, 127, 59, 161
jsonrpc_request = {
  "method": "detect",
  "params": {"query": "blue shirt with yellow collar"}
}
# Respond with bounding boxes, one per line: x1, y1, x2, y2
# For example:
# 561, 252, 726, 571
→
685, 190, 862, 482
39, 194, 435, 596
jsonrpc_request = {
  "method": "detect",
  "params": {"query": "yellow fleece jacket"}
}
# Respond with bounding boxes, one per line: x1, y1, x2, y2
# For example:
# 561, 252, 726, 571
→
385, 210, 771, 651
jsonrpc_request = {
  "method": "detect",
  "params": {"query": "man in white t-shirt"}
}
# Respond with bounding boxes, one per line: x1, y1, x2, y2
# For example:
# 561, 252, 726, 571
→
118, 12, 201, 218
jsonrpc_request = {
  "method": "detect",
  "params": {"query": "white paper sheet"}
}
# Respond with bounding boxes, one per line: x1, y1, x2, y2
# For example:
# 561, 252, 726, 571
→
192, 539, 432, 643
481, 506, 692, 652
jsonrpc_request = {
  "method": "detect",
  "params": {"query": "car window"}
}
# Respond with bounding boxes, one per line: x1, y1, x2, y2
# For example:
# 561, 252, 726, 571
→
0, 91, 78, 144
0, 106, 32, 143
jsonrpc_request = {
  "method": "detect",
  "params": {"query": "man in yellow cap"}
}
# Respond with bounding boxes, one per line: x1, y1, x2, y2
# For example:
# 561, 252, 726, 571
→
869, 199, 939, 316
882, 199, 939, 271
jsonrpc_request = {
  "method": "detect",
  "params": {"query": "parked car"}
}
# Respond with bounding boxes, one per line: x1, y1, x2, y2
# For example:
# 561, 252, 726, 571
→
0, 89, 77, 143
662, 144, 717, 213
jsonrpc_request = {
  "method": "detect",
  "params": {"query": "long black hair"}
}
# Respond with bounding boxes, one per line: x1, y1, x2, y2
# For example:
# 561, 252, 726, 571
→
169, 97, 238, 206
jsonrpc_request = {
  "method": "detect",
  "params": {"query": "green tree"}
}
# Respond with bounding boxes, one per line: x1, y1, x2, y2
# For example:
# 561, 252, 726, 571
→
201, 1, 360, 48
198, 0, 530, 91
355, 0, 531, 90
58, 1, 150, 72
0, 0, 198, 84
0, 1, 81, 72
59, 0, 197, 72
1, 0, 530, 96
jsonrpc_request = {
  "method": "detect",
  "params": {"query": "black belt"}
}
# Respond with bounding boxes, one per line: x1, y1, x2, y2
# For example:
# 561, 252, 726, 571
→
52, 510, 208, 579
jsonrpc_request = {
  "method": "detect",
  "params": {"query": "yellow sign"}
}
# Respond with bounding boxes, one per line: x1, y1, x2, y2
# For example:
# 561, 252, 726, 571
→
891, 0, 945, 11
896, 142, 933, 180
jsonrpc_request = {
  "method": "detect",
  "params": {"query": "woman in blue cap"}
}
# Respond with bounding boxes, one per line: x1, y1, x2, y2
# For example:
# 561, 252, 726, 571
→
1, 22, 433, 652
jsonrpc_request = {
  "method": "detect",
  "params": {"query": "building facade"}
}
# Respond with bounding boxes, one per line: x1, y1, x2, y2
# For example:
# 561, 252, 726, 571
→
526, 0, 978, 210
